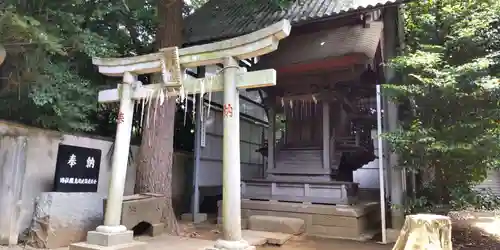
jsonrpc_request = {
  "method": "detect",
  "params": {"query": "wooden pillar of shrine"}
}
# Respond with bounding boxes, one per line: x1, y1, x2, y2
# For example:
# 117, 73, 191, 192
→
267, 107, 276, 171
322, 100, 330, 170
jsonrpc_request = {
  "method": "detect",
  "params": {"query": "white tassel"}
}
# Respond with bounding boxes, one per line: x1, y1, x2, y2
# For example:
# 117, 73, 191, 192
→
140, 98, 146, 128
312, 94, 318, 104
183, 88, 189, 126
207, 76, 213, 119
153, 89, 160, 129
198, 79, 205, 124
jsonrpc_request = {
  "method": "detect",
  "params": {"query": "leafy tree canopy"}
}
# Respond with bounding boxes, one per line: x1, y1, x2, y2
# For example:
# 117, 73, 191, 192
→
0, 0, 284, 141
0, 0, 153, 132
385, 0, 500, 210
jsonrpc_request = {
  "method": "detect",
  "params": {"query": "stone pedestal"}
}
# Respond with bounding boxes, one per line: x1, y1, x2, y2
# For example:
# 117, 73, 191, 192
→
104, 193, 166, 236
69, 230, 145, 250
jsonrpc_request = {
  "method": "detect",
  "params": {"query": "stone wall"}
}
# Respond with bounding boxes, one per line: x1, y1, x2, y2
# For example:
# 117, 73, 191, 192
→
29, 193, 105, 248
0, 136, 27, 245
0, 120, 192, 243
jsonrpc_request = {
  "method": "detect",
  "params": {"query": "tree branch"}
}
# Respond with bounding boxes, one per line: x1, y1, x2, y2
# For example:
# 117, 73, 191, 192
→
118, 0, 149, 54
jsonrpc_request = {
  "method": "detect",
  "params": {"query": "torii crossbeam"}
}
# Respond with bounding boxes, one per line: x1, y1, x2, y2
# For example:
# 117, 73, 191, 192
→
69, 20, 291, 250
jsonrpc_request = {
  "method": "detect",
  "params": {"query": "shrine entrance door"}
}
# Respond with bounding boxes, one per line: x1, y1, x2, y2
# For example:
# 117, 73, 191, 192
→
283, 100, 323, 149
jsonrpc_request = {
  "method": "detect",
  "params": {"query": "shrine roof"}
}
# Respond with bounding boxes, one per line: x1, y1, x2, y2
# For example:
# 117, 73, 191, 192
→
183, 0, 404, 45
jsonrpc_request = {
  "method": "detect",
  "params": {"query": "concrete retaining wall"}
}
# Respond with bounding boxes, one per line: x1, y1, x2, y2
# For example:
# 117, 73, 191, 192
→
0, 120, 192, 243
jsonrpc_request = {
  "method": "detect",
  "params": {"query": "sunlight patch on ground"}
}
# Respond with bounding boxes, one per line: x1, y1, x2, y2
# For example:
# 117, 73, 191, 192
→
473, 217, 500, 239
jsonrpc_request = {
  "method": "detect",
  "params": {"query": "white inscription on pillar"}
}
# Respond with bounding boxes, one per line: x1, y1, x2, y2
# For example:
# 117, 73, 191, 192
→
200, 118, 206, 148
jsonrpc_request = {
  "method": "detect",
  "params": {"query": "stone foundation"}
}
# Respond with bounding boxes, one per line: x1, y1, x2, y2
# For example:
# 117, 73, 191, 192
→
248, 215, 304, 235
218, 200, 381, 241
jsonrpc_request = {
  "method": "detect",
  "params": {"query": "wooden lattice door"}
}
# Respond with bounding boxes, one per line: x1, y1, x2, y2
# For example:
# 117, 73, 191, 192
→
283, 101, 323, 148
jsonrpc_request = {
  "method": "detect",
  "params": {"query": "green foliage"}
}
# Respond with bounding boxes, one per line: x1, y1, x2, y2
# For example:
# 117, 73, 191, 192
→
385, 0, 500, 210
403, 185, 500, 214
0, 1, 121, 132
0, 0, 287, 140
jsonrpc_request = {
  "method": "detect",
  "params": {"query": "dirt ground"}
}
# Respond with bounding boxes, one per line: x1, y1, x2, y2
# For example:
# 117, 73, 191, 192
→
10, 211, 500, 250
179, 222, 393, 250
178, 213, 500, 250
257, 237, 392, 250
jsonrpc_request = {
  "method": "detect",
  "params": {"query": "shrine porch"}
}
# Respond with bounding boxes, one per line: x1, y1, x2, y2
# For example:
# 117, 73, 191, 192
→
241, 179, 359, 205
217, 199, 381, 241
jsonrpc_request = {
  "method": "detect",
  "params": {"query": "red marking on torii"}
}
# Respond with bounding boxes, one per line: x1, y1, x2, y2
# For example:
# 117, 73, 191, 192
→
223, 104, 233, 117
116, 112, 124, 124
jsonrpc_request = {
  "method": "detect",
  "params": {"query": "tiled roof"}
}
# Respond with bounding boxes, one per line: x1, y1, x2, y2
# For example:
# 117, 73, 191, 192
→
183, 0, 404, 45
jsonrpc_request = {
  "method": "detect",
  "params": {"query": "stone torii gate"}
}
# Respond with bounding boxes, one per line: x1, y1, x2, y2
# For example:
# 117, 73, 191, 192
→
70, 20, 291, 250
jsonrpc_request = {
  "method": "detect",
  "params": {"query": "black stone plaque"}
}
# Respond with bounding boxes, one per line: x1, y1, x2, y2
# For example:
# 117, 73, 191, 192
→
53, 144, 102, 192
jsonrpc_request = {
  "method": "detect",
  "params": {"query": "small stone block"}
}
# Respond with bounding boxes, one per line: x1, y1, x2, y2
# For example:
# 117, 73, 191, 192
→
242, 230, 292, 246
148, 223, 164, 236
206, 245, 256, 250
205, 247, 256, 250
182, 213, 208, 223
242, 233, 267, 246
266, 233, 293, 245
69, 241, 146, 250
208, 239, 256, 250
107, 194, 166, 233
86, 230, 133, 247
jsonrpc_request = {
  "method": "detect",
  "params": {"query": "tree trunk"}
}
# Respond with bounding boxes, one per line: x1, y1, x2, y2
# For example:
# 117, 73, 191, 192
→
135, 0, 183, 235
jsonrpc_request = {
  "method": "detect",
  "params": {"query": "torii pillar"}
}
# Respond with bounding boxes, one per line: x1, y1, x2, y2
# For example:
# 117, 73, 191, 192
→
69, 20, 290, 250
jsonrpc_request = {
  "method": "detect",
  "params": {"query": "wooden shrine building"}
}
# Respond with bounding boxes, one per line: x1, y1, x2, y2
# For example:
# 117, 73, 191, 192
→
184, 0, 406, 240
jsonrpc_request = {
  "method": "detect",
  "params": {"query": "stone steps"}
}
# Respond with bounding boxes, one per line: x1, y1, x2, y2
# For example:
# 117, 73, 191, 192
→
276, 150, 322, 162
242, 230, 293, 246
248, 215, 305, 235
215, 217, 296, 246
243, 215, 304, 246
273, 149, 326, 179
